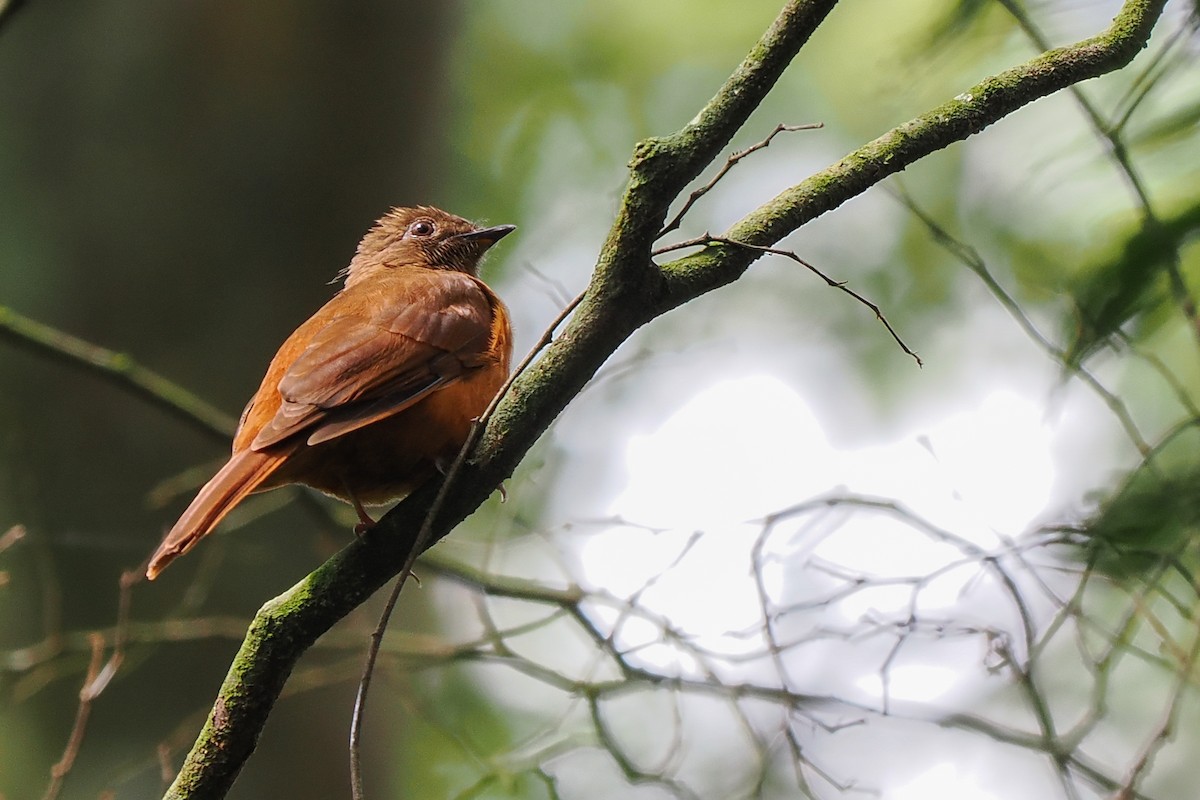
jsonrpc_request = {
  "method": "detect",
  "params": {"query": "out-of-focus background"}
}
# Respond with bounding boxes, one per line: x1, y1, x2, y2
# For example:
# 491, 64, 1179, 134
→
2, 1, 1200, 798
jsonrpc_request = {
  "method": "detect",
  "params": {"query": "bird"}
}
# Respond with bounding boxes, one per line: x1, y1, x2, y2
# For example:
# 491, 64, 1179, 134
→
146, 206, 514, 580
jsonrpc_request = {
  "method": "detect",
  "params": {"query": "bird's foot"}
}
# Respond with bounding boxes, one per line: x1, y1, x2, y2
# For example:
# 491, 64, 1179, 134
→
350, 493, 376, 538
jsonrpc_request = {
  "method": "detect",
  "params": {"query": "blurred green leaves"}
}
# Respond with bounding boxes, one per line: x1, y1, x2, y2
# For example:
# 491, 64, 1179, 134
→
1083, 426, 1200, 576
1064, 201, 1200, 369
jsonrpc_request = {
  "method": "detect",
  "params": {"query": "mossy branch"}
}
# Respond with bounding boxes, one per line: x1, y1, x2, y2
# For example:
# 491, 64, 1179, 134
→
163, 0, 1167, 796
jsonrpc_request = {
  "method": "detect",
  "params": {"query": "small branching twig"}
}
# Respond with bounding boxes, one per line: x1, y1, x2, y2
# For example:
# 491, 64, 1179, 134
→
654, 234, 922, 366
38, 570, 137, 800
1113, 599, 1200, 799
657, 122, 824, 238
40, 633, 105, 800
84, 570, 138, 700
1111, 24, 1189, 133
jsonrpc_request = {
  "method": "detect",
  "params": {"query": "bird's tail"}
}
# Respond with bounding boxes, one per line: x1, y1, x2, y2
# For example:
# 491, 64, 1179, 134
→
147, 450, 288, 579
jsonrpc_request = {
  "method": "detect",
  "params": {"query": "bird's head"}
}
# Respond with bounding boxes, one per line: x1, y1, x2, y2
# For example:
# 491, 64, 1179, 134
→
343, 206, 515, 286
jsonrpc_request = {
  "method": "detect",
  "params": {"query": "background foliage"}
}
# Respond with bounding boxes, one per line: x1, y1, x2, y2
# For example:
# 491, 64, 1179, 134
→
2, 1, 1199, 798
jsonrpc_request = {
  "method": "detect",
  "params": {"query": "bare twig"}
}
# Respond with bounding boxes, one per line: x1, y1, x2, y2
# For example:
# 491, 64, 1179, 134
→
522, 261, 576, 309
1112, 599, 1200, 798
40, 634, 105, 800
654, 234, 922, 366
657, 122, 824, 238
347, 572, 405, 800
0, 523, 24, 552
1111, 24, 1190, 133
83, 570, 138, 700
37, 569, 136, 800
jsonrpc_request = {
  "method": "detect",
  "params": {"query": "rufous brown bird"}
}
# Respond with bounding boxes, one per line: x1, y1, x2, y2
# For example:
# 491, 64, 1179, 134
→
146, 206, 514, 579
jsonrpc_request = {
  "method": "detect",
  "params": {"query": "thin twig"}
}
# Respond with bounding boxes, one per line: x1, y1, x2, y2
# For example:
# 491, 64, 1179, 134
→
654, 234, 921, 366
348, 290, 586, 800
657, 122, 823, 239
82, 570, 138, 700
1119, 330, 1200, 418
522, 261, 576, 309
347, 572, 403, 800
1112, 597, 1200, 798
0, 524, 23, 588
0, 523, 24, 553
40, 634, 105, 800
1110, 24, 1189, 134
894, 189, 1153, 455
37, 569, 136, 800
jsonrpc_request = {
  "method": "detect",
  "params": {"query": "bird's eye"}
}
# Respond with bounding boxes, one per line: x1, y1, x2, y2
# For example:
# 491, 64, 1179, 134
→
408, 219, 436, 237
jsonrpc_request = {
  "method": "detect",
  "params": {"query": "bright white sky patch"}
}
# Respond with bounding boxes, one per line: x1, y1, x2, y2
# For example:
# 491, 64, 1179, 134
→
611, 375, 835, 528
583, 374, 1056, 659
889, 762, 999, 800
609, 377, 1052, 537
919, 391, 1055, 536
855, 663, 965, 705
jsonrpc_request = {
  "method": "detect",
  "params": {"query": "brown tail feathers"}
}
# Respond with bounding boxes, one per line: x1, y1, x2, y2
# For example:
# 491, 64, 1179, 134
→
147, 450, 287, 579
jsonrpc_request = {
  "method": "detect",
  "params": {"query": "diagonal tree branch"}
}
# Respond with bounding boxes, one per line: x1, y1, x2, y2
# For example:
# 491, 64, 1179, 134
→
161, 0, 1168, 796
0, 305, 236, 441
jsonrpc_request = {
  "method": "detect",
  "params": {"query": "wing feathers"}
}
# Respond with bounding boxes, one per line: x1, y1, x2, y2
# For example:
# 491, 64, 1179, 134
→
248, 270, 497, 451
304, 377, 451, 445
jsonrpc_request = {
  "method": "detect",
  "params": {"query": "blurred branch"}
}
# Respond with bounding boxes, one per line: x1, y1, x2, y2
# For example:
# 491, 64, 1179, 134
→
1115, 597, 1200, 798
39, 570, 137, 800
0, 0, 29, 35
0, 524, 25, 589
0, 306, 236, 441
894, 190, 1154, 455
163, 0, 1169, 797
40, 634, 105, 800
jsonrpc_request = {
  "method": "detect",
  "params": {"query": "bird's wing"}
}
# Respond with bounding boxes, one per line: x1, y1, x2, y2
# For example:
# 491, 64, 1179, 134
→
249, 270, 496, 450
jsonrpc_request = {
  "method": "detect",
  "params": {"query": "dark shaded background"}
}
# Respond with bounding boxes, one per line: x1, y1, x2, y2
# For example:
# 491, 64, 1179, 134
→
0, 3, 484, 797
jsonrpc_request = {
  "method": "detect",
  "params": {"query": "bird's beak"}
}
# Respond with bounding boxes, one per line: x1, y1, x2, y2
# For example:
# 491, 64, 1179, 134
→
456, 224, 516, 247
